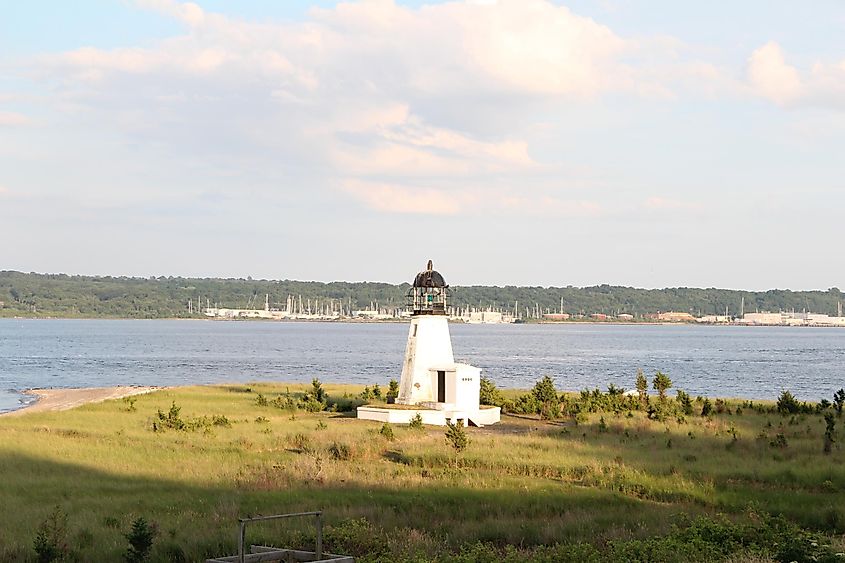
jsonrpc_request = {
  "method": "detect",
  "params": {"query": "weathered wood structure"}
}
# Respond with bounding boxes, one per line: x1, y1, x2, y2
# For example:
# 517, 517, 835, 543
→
205, 511, 354, 563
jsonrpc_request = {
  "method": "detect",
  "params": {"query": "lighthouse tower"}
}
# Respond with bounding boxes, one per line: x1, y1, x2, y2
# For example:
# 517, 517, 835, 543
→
397, 260, 454, 405
357, 260, 500, 426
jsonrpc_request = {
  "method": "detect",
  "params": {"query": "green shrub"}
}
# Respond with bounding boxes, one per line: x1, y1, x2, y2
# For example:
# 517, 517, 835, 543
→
532, 376, 558, 405
676, 390, 694, 416
271, 389, 297, 411
290, 433, 311, 452
324, 518, 389, 559
300, 397, 324, 413
210, 414, 230, 427
652, 371, 672, 401
298, 380, 327, 411
325, 395, 365, 412
379, 423, 395, 441
647, 402, 673, 422
824, 411, 836, 454
834, 388, 845, 417
777, 390, 801, 414
479, 376, 503, 406
445, 419, 469, 465
33, 506, 68, 563
254, 416, 269, 424
409, 413, 423, 430
124, 517, 157, 563
255, 393, 268, 407
329, 442, 353, 461
123, 396, 137, 412
311, 378, 326, 403
371, 384, 382, 400
540, 401, 561, 420
315, 420, 327, 431
510, 394, 540, 415
598, 416, 608, 433
770, 433, 788, 449
386, 379, 399, 402
153, 402, 185, 431
701, 398, 712, 417
635, 369, 649, 407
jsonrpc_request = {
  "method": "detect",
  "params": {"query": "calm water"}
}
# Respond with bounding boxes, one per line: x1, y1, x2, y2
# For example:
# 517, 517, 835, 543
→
1, 319, 844, 413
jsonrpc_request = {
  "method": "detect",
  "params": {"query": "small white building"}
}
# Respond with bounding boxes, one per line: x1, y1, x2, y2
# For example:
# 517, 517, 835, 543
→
357, 261, 500, 427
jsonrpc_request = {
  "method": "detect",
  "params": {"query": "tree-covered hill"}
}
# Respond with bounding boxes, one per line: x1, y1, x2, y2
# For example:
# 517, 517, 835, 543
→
0, 270, 842, 319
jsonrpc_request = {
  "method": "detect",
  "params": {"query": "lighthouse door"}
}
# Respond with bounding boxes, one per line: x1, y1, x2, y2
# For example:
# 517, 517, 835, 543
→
437, 370, 446, 403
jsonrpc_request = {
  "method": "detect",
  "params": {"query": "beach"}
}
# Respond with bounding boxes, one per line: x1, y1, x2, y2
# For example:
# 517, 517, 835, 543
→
0, 386, 161, 416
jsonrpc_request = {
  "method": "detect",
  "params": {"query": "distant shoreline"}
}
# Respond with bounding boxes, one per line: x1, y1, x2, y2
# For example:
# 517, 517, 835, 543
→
2, 316, 844, 328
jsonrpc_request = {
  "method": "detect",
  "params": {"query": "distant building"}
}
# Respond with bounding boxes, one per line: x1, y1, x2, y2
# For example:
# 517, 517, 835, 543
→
591, 313, 608, 320
696, 315, 731, 323
740, 311, 845, 326
468, 311, 503, 323
543, 313, 570, 321
617, 313, 634, 321
742, 312, 783, 325
658, 312, 695, 322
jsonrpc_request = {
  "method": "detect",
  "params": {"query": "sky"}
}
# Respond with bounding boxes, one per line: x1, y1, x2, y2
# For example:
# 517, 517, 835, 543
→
1, 0, 844, 290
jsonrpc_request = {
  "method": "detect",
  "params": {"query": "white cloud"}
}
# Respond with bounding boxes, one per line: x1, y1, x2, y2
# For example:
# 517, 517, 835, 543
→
342, 178, 603, 217
341, 180, 466, 215
22, 0, 758, 218
0, 111, 31, 126
748, 41, 803, 105
748, 41, 845, 109
644, 196, 702, 213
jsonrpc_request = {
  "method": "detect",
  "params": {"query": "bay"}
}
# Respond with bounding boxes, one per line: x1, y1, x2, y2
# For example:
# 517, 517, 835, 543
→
1, 319, 843, 413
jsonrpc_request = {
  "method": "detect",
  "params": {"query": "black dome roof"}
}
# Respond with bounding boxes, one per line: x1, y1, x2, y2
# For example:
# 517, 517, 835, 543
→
412, 260, 447, 288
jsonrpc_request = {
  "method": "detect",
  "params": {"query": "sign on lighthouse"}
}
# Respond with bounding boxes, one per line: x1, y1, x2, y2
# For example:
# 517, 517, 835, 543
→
357, 260, 501, 427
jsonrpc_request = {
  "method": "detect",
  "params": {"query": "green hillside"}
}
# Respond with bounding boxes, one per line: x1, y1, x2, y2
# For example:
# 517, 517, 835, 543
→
0, 270, 842, 319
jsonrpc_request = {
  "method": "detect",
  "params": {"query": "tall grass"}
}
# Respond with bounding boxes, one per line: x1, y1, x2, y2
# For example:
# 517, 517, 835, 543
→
0, 382, 843, 561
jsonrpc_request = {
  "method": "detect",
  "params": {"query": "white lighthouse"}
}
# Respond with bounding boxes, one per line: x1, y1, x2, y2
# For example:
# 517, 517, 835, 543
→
357, 260, 500, 426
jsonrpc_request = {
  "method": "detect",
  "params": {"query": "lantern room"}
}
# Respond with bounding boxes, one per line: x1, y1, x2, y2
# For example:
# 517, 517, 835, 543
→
408, 260, 448, 316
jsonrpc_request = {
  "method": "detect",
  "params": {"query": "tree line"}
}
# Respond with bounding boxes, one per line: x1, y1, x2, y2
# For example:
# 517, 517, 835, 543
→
0, 270, 842, 319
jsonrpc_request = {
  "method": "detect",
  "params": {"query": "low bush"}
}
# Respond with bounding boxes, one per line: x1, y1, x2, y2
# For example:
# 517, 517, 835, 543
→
701, 398, 713, 417
480, 376, 503, 406
328, 442, 353, 461
271, 389, 297, 411
386, 379, 399, 402
33, 506, 68, 563
834, 388, 845, 417
290, 433, 311, 452
408, 413, 423, 430
151, 403, 232, 432
124, 517, 157, 563
824, 412, 836, 454
379, 423, 395, 441
770, 433, 788, 449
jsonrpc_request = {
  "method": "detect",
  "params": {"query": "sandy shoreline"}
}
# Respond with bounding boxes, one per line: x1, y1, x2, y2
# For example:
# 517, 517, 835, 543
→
0, 386, 162, 417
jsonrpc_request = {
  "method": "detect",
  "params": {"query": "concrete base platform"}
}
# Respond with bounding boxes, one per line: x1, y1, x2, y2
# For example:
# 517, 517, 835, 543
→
357, 405, 500, 427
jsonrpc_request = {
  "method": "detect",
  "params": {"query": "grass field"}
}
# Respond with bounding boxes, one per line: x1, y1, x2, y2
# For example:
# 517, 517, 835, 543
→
0, 382, 843, 562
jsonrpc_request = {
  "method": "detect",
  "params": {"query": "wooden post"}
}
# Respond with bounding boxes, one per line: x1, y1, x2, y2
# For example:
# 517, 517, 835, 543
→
238, 521, 246, 563
316, 512, 323, 561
